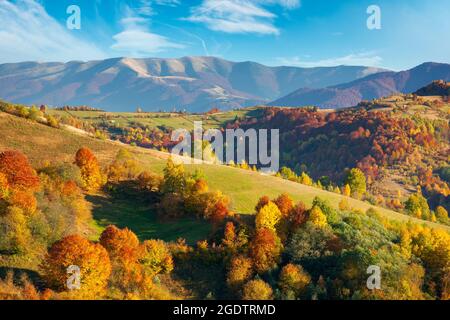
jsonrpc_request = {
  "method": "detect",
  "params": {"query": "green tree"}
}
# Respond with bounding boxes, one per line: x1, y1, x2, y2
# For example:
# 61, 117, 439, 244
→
345, 168, 366, 198
404, 193, 430, 219
161, 157, 186, 194
435, 206, 449, 223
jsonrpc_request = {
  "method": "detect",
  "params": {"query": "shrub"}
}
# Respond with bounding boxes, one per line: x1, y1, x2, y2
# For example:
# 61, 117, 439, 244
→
287, 223, 335, 261
100, 226, 142, 289
290, 201, 308, 228
137, 171, 163, 192
100, 225, 140, 260
203, 191, 233, 222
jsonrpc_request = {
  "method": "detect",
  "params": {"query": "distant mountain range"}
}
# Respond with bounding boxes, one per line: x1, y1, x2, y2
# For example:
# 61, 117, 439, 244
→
271, 62, 450, 108
0, 57, 385, 112
1, 57, 449, 111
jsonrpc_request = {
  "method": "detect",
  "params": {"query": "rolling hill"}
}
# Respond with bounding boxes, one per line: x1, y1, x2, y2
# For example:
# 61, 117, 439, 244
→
271, 62, 450, 108
0, 110, 447, 234
0, 57, 385, 112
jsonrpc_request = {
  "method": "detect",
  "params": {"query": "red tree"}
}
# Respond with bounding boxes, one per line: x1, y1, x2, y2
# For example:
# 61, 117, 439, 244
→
0, 150, 40, 191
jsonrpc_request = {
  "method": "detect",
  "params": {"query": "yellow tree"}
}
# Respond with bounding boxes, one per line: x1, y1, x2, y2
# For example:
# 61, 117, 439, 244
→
299, 172, 313, 186
309, 206, 327, 228
242, 279, 273, 300
255, 201, 282, 232
1, 206, 32, 254
339, 198, 350, 211
343, 184, 351, 197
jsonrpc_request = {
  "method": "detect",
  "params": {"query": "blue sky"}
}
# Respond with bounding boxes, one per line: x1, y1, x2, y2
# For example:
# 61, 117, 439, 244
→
0, 0, 449, 70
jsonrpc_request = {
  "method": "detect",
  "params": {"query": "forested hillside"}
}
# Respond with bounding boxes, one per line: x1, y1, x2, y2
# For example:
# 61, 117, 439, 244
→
0, 87, 449, 301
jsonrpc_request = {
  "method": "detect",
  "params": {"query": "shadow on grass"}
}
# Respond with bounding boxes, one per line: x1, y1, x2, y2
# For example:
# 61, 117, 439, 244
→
86, 182, 212, 245
0, 267, 45, 289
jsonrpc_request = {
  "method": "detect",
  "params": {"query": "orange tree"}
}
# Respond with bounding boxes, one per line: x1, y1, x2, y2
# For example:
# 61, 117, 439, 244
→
100, 225, 142, 288
0, 150, 40, 191
41, 235, 111, 298
249, 228, 283, 274
74, 147, 105, 192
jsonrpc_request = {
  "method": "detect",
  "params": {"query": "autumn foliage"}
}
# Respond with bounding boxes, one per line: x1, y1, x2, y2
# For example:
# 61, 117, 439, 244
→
41, 235, 111, 298
0, 172, 9, 199
9, 190, 37, 215
226, 255, 253, 292
274, 193, 294, 217
290, 201, 308, 228
0, 150, 40, 191
139, 239, 174, 275
242, 279, 273, 300
100, 226, 143, 290
75, 147, 105, 191
308, 206, 327, 228
255, 201, 282, 232
278, 264, 311, 298
249, 228, 282, 274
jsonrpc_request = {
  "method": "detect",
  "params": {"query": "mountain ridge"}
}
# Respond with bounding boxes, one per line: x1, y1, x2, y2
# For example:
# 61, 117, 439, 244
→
271, 62, 450, 108
0, 56, 386, 112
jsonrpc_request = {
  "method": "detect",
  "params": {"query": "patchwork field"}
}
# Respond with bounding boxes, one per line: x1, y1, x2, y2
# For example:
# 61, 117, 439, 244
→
47, 107, 262, 130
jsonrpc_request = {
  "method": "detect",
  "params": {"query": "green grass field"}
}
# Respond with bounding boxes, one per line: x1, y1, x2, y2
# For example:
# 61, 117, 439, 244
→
1, 110, 448, 245
47, 107, 262, 130
87, 192, 212, 244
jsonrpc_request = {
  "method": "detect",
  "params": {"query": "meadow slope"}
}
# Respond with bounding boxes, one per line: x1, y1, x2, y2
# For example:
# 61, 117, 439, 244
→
1, 111, 448, 233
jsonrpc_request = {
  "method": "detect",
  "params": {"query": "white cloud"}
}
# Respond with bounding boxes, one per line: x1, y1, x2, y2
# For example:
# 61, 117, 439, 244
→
185, 0, 300, 35
0, 0, 107, 63
111, 3, 184, 56
276, 52, 384, 67
111, 29, 184, 55
133, 0, 181, 16
154, 0, 180, 6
